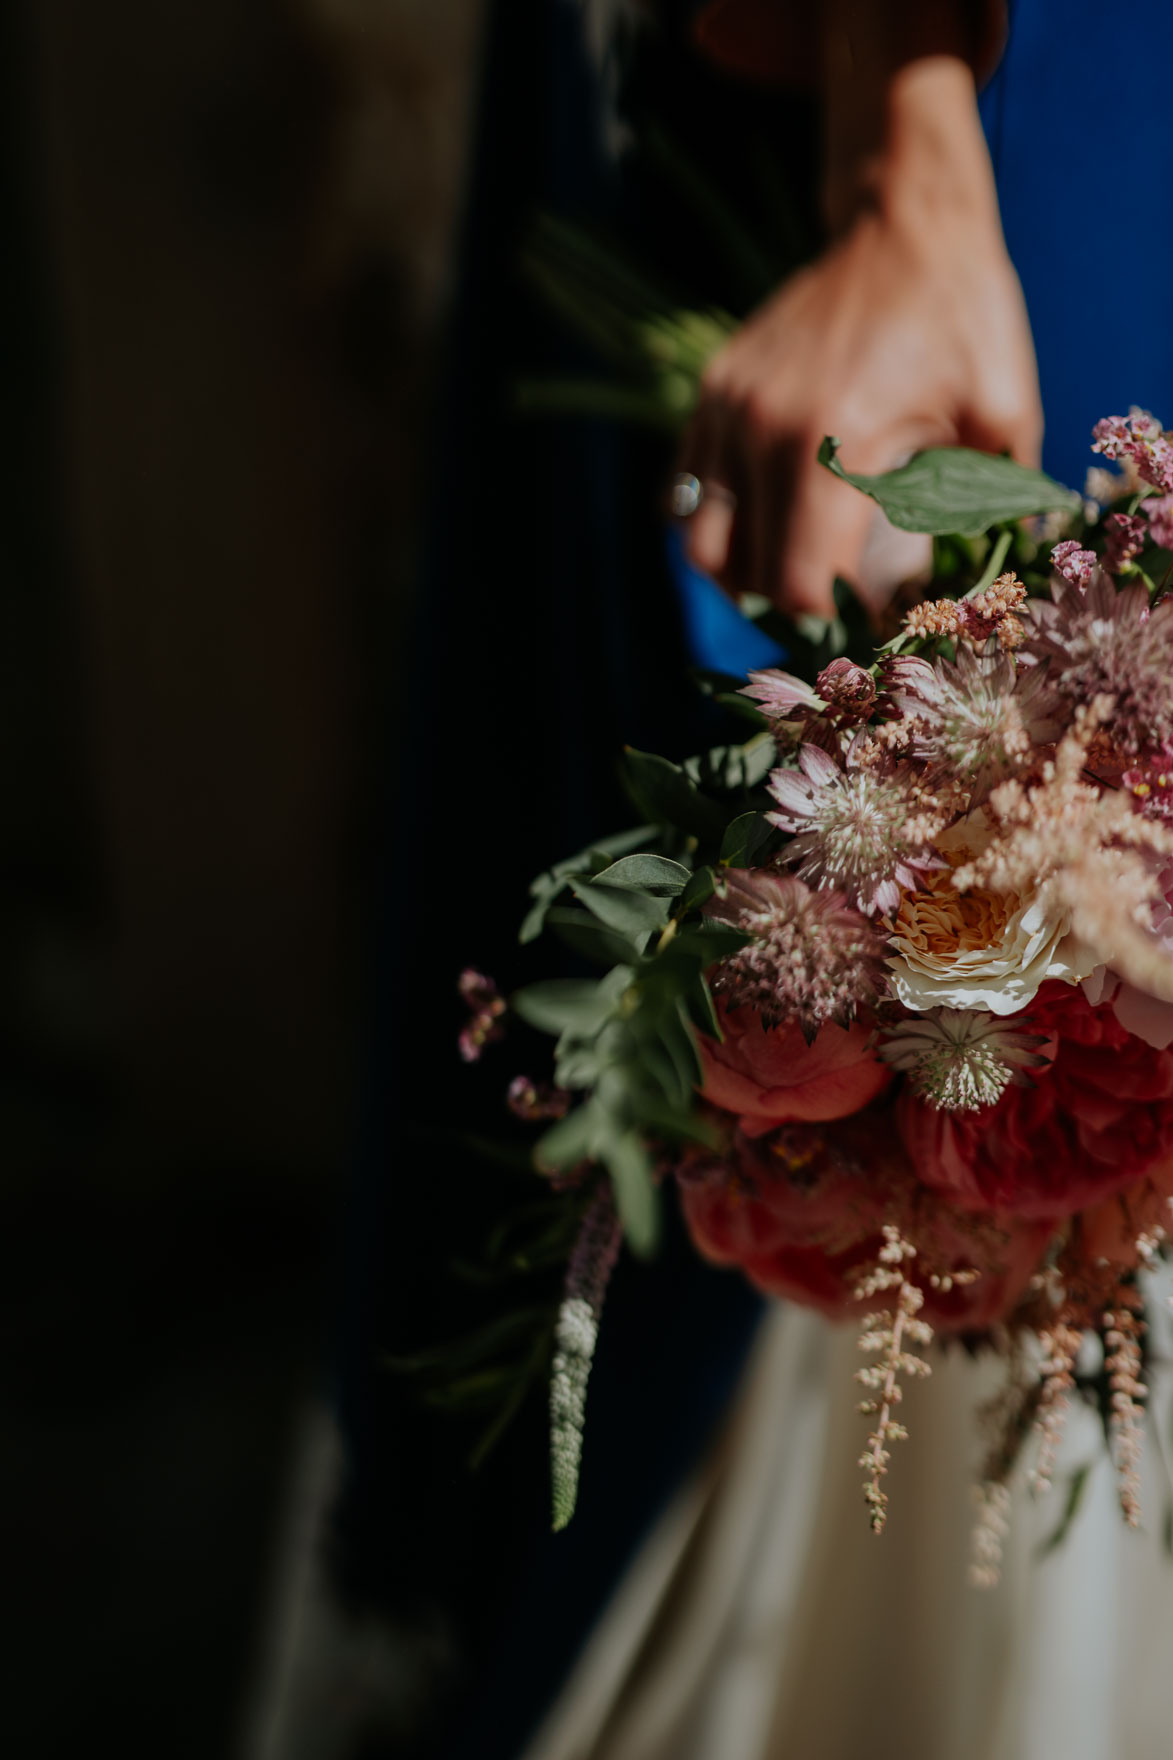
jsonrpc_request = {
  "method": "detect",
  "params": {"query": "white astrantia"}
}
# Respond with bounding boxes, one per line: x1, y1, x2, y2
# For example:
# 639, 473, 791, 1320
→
885, 813, 1099, 1016
879, 1008, 1050, 1112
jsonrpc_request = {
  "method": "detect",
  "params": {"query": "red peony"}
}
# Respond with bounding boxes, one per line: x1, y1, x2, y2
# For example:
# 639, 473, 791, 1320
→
678, 1113, 1050, 1331
697, 1003, 891, 1136
897, 982, 1173, 1219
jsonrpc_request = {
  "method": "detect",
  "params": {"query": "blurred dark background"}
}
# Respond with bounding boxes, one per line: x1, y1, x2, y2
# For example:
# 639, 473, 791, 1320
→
3, 0, 483, 1752
1, 2, 815, 1754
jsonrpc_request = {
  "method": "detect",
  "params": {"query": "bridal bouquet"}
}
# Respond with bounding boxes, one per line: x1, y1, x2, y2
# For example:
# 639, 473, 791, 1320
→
458, 411, 1173, 1583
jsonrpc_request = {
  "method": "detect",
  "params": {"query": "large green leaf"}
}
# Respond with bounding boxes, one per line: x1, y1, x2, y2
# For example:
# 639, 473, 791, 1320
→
818, 436, 1079, 537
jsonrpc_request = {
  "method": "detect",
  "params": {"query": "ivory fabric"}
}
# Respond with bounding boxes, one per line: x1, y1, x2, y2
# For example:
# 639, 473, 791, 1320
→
523, 1283, 1173, 1760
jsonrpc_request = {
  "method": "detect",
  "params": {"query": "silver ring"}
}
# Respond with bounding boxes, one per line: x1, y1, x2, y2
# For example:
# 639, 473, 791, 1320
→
671, 472, 703, 518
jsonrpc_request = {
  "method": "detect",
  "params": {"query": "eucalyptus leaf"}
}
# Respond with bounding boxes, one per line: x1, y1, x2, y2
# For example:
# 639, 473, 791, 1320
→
719, 811, 774, 868
623, 748, 729, 843
591, 853, 691, 895
603, 1131, 659, 1256
512, 978, 623, 1037
818, 436, 1079, 537
545, 907, 645, 966
572, 879, 670, 937
534, 1103, 598, 1170
679, 865, 716, 913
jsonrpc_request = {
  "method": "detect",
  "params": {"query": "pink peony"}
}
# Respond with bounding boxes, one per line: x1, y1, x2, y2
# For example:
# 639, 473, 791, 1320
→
697, 1001, 891, 1136
678, 1114, 1050, 1330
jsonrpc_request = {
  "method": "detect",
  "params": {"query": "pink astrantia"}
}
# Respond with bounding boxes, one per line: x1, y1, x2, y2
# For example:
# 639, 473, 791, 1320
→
1022, 566, 1173, 757
883, 640, 1060, 802
741, 662, 874, 750
766, 740, 943, 916
1092, 408, 1173, 494
707, 869, 887, 1037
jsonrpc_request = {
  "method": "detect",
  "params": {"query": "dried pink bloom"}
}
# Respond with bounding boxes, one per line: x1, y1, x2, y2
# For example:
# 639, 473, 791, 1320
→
1144, 493, 1173, 551
741, 662, 873, 750
815, 658, 877, 718
1122, 750, 1173, 824
766, 741, 945, 916
458, 968, 506, 1062
904, 574, 1027, 650
1092, 408, 1173, 493
707, 869, 886, 1036
1050, 540, 1096, 588
881, 640, 1059, 802
507, 1076, 570, 1121
1102, 511, 1146, 574
1022, 567, 1173, 757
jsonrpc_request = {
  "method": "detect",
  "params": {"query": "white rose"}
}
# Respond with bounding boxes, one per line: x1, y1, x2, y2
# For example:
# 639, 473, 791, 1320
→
885, 813, 1098, 1016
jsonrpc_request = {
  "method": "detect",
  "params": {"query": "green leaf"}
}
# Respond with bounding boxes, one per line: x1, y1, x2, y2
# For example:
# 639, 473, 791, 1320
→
512, 978, 625, 1036
669, 923, 753, 963
520, 825, 658, 943
818, 436, 1079, 537
719, 811, 774, 868
1036, 1461, 1094, 1558
686, 969, 722, 1039
591, 853, 691, 895
545, 908, 645, 967
679, 865, 716, 913
571, 879, 670, 938
534, 1104, 597, 1170
622, 748, 728, 843
602, 1130, 659, 1256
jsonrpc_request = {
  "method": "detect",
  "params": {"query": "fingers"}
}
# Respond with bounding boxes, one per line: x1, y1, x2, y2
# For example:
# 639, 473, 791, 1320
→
767, 444, 878, 618
678, 397, 746, 591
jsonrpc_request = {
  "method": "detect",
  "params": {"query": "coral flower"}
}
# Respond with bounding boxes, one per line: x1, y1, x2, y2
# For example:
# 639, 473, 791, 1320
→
697, 1000, 890, 1136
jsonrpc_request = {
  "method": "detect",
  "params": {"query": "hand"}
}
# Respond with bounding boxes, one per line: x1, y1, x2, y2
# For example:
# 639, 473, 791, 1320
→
679, 56, 1041, 618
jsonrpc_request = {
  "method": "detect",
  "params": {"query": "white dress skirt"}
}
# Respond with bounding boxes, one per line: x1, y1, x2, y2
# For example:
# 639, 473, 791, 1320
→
522, 1277, 1173, 1760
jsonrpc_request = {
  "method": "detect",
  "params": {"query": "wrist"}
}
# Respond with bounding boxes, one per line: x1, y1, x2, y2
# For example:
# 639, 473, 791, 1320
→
824, 55, 999, 240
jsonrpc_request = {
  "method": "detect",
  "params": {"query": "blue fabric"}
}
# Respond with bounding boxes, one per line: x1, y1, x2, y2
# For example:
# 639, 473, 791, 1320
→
666, 524, 787, 675
980, 0, 1173, 495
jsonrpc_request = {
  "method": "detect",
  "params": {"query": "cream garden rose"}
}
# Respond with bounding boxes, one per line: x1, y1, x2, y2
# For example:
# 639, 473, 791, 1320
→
885, 815, 1097, 1015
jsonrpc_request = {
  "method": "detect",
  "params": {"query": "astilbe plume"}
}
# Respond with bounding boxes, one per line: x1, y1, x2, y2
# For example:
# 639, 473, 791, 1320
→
549, 1185, 622, 1531
1023, 567, 1173, 758
853, 1226, 933, 1534
883, 640, 1059, 803
706, 870, 886, 1037
1103, 1298, 1147, 1527
952, 705, 1173, 1006
766, 740, 949, 917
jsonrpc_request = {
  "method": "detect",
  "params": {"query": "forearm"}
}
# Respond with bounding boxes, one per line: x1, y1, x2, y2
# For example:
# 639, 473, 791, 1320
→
819, 2, 1002, 237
